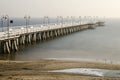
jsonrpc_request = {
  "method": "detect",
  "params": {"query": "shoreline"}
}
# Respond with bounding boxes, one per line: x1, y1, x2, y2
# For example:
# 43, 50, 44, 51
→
0, 59, 120, 80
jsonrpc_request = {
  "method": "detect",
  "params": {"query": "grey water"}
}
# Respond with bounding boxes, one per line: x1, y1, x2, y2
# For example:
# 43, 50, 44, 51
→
0, 18, 120, 64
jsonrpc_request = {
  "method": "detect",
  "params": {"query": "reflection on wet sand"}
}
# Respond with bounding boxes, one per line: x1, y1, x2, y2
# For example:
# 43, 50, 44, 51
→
0, 54, 16, 60
46, 68, 120, 78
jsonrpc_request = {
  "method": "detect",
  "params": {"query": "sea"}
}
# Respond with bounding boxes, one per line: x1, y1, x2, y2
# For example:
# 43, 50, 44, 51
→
0, 18, 120, 64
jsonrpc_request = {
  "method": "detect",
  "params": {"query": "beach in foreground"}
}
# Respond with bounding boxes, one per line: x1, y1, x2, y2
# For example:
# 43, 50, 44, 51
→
0, 59, 120, 80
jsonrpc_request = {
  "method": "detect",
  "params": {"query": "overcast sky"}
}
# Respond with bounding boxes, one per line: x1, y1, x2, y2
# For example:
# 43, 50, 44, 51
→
0, 0, 119, 18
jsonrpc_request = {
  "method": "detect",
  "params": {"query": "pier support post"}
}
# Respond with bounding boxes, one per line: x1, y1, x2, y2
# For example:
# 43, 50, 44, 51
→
14, 39, 18, 51
0, 41, 4, 54
25, 35, 30, 45
58, 29, 60, 36
32, 33, 37, 42
11, 39, 18, 52
46, 31, 49, 39
54, 30, 57, 37
5, 41, 10, 54
22, 35, 25, 45
50, 31, 53, 38
36, 33, 41, 41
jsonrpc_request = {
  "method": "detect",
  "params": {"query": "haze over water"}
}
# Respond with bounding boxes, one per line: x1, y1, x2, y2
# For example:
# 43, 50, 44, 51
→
0, 18, 120, 64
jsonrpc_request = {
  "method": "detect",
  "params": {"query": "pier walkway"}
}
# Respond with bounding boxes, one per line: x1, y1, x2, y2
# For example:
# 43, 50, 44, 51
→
0, 21, 104, 54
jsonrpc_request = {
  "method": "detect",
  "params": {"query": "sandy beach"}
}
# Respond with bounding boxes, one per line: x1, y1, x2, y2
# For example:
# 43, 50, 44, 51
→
0, 59, 120, 80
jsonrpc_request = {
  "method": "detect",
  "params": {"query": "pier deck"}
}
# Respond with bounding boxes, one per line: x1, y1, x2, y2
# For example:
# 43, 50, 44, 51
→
0, 21, 105, 54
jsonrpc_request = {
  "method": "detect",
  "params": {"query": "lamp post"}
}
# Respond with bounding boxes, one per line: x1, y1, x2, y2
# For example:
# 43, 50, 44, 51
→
43, 16, 45, 25
1, 16, 5, 32
4, 15, 10, 38
25, 15, 31, 33
66, 16, 69, 24
1, 15, 13, 38
47, 16, 49, 25
79, 16, 81, 25
57, 16, 59, 25
92, 16, 94, 23
88, 16, 90, 23
96, 16, 98, 22
71, 16, 74, 25
44, 16, 49, 26
84, 16, 87, 24
24, 15, 30, 33
59, 16, 63, 27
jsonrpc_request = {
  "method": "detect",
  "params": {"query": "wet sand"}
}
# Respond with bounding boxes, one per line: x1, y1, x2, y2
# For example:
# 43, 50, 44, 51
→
0, 59, 120, 80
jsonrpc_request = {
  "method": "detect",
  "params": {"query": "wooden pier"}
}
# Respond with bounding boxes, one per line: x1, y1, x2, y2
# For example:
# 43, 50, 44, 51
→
0, 22, 105, 54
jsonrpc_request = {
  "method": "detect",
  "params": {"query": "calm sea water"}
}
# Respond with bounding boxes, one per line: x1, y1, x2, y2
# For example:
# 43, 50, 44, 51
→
0, 18, 120, 64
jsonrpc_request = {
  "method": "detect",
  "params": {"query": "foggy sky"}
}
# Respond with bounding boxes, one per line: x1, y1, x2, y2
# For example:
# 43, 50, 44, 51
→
0, 0, 120, 18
